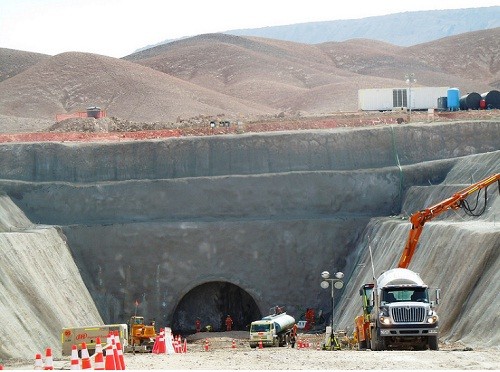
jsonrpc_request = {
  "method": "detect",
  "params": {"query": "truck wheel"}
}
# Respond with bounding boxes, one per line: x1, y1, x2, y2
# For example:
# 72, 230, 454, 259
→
358, 340, 367, 350
370, 328, 385, 351
428, 336, 439, 350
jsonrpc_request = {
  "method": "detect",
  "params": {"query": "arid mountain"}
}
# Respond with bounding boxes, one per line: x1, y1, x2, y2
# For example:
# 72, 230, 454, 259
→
0, 51, 271, 123
0, 48, 49, 83
226, 7, 500, 46
0, 28, 498, 125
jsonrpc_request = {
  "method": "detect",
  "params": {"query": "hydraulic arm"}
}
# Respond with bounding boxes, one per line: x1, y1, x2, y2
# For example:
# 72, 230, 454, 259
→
398, 173, 500, 268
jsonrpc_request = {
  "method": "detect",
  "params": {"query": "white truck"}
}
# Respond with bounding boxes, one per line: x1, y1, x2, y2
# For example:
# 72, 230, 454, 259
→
355, 268, 439, 351
249, 312, 296, 348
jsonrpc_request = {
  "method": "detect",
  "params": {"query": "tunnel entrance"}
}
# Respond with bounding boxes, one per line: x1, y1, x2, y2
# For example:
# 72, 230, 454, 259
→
171, 281, 261, 334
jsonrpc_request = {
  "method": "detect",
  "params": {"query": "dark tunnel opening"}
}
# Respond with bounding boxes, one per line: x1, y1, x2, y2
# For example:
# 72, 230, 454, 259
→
171, 281, 261, 334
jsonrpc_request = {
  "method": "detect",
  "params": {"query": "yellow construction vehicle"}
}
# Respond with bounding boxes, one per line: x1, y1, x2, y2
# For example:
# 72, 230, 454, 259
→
125, 316, 157, 353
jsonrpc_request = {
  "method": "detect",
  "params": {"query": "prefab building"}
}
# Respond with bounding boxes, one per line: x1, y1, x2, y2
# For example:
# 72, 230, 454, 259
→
358, 87, 450, 111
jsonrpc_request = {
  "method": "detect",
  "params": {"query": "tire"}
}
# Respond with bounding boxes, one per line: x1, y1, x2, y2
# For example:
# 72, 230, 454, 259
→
370, 328, 386, 351
358, 339, 367, 350
428, 336, 439, 351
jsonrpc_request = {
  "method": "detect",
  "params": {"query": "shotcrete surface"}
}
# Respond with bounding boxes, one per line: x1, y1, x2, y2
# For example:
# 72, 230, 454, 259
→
0, 120, 499, 366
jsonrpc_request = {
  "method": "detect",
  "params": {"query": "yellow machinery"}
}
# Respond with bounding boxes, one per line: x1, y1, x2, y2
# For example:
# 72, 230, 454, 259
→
127, 316, 157, 352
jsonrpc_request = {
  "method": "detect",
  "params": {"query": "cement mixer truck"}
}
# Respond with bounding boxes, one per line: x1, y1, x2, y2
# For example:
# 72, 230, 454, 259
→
355, 173, 499, 351
355, 268, 440, 351
249, 312, 296, 348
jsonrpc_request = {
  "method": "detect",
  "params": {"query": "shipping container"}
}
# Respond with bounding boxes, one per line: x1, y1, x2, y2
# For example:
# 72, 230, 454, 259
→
358, 87, 450, 111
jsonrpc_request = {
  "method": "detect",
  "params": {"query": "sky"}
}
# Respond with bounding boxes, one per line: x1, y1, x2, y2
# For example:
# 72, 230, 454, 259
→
1, 0, 499, 58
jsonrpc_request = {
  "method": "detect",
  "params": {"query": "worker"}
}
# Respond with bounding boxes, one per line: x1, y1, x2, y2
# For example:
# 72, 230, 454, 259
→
290, 323, 298, 348
225, 315, 233, 331
195, 318, 201, 333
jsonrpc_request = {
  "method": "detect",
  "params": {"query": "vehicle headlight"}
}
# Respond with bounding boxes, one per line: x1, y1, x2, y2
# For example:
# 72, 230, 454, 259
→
379, 316, 391, 325
427, 315, 438, 324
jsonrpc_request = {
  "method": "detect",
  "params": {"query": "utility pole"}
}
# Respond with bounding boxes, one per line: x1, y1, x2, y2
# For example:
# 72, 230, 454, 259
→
405, 73, 416, 121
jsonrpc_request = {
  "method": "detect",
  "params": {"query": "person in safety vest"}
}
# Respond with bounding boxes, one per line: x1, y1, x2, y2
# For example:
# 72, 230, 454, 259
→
195, 318, 201, 333
225, 315, 233, 331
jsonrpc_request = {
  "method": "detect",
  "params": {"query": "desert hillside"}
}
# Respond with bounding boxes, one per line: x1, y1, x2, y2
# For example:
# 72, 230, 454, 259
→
0, 29, 498, 127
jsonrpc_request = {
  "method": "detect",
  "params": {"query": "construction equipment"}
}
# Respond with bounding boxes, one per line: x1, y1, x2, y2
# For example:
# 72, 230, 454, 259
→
61, 324, 128, 356
355, 173, 499, 351
249, 312, 296, 348
124, 315, 157, 353
398, 173, 500, 268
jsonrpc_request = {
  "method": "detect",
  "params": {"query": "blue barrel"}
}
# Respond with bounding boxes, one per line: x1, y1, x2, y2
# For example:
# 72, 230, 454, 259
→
447, 88, 460, 111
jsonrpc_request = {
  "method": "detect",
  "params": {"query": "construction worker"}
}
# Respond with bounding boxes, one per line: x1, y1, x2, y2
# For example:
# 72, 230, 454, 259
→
225, 315, 233, 331
195, 318, 201, 333
290, 323, 298, 348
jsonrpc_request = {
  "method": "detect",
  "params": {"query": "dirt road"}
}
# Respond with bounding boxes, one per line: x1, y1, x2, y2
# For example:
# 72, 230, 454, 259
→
4, 332, 498, 370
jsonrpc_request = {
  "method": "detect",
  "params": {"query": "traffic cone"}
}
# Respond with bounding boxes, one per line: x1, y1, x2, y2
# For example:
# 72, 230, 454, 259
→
114, 331, 126, 369
183, 338, 188, 353
105, 346, 116, 370
160, 330, 167, 354
232, 339, 236, 349
34, 353, 43, 370
0, 364, 3, 369
152, 333, 160, 354
94, 337, 105, 370
204, 339, 209, 351
112, 338, 123, 370
317, 342, 321, 351
258, 340, 263, 349
80, 342, 92, 370
44, 347, 54, 370
70, 345, 80, 370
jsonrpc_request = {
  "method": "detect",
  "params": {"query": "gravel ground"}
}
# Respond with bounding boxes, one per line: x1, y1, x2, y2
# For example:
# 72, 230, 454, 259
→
3, 332, 499, 370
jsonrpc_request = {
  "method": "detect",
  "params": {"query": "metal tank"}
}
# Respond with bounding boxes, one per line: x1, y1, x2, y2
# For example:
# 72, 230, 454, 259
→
446, 88, 460, 111
481, 90, 500, 109
459, 92, 482, 110
261, 313, 296, 333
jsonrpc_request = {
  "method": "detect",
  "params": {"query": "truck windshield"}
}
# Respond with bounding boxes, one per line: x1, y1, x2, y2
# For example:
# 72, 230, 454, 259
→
382, 287, 428, 303
251, 324, 271, 332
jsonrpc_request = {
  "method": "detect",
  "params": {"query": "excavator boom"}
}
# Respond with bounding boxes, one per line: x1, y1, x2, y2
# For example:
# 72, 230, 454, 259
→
398, 173, 500, 268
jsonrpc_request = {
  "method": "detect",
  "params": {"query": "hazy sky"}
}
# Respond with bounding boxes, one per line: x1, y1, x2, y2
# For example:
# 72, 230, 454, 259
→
1, 0, 498, 58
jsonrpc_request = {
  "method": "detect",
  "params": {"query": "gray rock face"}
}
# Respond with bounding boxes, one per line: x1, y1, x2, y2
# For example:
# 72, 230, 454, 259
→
0, 120, 498, 359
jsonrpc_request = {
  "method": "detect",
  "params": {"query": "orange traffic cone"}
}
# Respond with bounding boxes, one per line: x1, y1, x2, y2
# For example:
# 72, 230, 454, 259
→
34, 353, 43, 370
232, 339, 236, 349
70, 345, 80, 370
114, 331, 126, 369
183, 338, 188, 353
111, 338, 123, 370
159, 330, 166, 354
204, 339, 209, 351
44, 347, 54, 370
80, 342, 92, 370
317, 342, 321, 351
0, 364, 3, 369
258, 340, 263, 349
94, 337, 105, 370
105, 346, 116, 370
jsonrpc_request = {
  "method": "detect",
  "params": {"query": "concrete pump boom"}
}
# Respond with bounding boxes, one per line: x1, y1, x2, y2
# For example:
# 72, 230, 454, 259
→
398, 173, 500, 269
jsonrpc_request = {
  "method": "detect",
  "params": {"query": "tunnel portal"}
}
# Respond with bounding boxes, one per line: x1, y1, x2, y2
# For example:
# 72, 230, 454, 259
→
171, 281, 261, 334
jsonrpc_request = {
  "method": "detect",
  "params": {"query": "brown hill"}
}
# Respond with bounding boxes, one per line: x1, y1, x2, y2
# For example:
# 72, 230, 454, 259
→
0, 51, 271, 124
0, 29, 498, 126
0, 48, 49, 83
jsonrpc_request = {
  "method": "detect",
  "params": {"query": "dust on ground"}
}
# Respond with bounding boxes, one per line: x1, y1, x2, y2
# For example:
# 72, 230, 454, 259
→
3, 332, 499, 370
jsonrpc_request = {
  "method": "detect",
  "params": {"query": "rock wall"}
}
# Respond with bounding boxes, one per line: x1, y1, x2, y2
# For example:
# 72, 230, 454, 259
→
0, 120, 498, 358
0, 195, 103, 360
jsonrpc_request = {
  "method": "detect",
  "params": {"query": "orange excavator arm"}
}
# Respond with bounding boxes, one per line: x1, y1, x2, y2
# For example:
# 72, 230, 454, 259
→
398, 173, 500, 269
